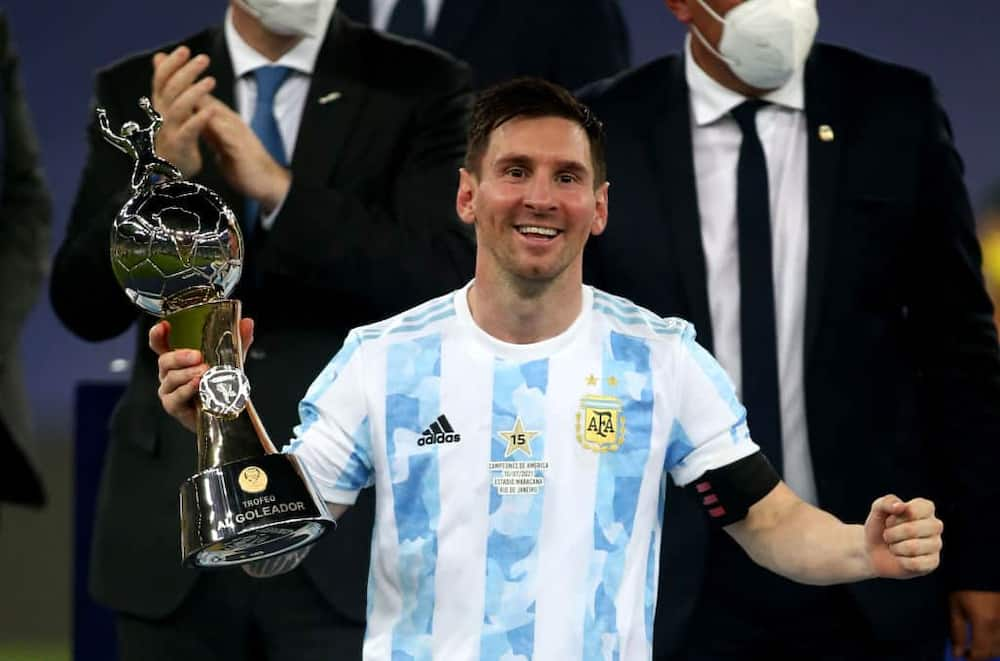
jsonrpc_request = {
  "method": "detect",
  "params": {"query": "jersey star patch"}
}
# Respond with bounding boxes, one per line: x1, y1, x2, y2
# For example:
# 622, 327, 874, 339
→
498, 417, 540, 458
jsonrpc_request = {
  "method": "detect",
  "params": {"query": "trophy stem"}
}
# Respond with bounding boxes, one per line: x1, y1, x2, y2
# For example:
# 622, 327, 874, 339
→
168, 300, 334, 568
166, 300, 277, 471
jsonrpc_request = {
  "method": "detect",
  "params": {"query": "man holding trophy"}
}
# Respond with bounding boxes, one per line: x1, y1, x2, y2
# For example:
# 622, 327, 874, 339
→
151, 78, 945, 661
51, 0, 473, 658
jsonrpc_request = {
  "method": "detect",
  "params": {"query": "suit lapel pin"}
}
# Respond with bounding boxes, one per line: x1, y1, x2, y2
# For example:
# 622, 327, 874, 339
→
318, 91, 342, 105
818, 124, 835, 142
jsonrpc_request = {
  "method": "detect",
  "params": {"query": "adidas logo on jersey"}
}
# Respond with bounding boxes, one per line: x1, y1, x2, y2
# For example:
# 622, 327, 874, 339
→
418, 414, 461, 446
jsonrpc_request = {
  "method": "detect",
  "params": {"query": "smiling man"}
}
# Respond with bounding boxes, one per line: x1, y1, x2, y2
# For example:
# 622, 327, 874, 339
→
151, 78, 944, 661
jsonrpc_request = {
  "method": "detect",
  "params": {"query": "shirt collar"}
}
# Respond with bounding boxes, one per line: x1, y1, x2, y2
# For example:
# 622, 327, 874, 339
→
684, 34, 805, 127
225, 7, 327, 79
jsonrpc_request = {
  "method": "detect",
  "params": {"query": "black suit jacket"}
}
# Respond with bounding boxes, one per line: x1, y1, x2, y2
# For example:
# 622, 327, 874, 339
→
0, 11, 49, 508
580, 44, 1000, 653
51, 12, 474, 620
338, 0, 629, 89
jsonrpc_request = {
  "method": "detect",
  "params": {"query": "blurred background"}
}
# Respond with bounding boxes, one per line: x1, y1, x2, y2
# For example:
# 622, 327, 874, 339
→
2, 1, 999, 658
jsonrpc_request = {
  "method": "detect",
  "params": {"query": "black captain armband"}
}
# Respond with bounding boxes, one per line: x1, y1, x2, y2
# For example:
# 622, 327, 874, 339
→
685, 452, 780, 527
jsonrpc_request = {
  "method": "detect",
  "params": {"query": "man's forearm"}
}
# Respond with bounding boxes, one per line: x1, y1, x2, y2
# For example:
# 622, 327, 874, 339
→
726, 483, 875, 586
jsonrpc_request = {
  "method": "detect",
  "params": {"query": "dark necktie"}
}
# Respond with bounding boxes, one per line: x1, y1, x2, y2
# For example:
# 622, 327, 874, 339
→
731, 100, 783, 474
387, 0, 427, 40
245, 65, 292, 238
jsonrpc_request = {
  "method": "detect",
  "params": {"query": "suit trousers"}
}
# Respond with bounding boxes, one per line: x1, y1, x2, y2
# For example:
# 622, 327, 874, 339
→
116, 566, 364, 661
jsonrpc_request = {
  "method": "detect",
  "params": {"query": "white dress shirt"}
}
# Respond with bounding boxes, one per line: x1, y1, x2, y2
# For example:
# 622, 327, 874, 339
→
371, 0, 445, 35
224, 9, 327, 229
684, 36, 817, 504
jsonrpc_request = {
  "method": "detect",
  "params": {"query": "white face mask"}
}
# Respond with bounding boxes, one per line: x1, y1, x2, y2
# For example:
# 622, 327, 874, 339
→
691, 0, 818, 90
235, 0, 337, 38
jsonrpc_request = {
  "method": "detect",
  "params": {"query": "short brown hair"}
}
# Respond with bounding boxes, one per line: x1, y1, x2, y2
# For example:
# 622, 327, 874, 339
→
465, 78, 607, 186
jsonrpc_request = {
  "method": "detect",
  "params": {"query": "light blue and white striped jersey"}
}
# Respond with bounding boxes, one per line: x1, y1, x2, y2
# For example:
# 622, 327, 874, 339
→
285, 282, 758, 661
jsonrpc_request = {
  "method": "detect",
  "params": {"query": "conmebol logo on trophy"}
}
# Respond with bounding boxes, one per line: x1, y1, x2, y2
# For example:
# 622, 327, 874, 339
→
98, 98, 335, 567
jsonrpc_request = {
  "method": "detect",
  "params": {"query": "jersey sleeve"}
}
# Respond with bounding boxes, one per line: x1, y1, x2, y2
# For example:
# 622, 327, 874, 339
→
282, 331, 374, 504
665, 323, 760, 487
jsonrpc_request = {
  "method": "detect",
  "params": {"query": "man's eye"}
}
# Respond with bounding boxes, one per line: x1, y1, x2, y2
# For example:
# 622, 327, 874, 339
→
557, 173, 579, 184
506, 167, 526, 178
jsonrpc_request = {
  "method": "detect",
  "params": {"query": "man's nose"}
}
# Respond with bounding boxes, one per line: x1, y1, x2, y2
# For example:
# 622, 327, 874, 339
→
523, 175, 558, 213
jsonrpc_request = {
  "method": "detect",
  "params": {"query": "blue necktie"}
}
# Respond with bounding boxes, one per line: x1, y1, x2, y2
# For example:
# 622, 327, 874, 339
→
387, 0, 427, 40
244, 65, 292, 237
731, 100, 783, 474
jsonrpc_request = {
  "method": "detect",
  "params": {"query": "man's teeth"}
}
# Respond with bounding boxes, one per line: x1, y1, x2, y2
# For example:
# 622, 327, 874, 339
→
517, 226, 559, 237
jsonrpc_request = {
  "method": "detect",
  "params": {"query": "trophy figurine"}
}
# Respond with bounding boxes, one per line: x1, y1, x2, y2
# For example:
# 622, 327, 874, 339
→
99, 98, 334, 567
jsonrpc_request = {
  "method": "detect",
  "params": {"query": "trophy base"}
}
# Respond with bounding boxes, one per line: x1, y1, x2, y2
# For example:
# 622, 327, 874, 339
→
180, 453, 335, 568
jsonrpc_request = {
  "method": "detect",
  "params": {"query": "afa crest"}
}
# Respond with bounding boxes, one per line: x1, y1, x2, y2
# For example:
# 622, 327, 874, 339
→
576, 394, 626, 453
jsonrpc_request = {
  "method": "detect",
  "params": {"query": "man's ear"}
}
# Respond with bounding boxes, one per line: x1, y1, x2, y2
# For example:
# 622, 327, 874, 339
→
456, 168, 478, 225
591, 181, 610, 237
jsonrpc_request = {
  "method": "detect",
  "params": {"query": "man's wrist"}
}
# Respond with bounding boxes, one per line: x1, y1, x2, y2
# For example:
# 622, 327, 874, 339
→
857, 524, 879, 580
260, 166, 292, 214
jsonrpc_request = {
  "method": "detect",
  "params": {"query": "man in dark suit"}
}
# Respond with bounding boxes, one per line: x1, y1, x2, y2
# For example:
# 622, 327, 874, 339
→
338, 0, 630, 89
579, 1, 1000, 660
51, 1, 473, 658
0, 11, 49, 514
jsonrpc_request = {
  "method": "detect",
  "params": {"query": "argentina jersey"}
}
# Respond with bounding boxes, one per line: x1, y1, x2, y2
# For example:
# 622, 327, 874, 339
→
285, 282, 759, 660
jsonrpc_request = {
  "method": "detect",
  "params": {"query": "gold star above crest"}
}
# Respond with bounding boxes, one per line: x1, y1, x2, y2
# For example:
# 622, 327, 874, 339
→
607, 376, 618, 387
498, 417, 540, 458
585, 374, 598, 386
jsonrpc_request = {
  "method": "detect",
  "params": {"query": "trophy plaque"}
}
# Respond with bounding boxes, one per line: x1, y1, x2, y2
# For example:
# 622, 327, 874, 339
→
99, 98, 334, 567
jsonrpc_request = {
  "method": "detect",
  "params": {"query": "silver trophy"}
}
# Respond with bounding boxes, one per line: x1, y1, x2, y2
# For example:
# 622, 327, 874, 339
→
100, 97, 334, 567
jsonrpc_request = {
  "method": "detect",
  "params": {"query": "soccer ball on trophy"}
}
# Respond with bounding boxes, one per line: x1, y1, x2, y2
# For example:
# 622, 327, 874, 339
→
111, 179, 242, 316
97, 96, 242, 316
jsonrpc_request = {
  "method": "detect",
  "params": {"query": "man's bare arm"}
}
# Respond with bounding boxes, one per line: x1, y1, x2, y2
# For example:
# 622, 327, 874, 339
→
725, 482, 942, 585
